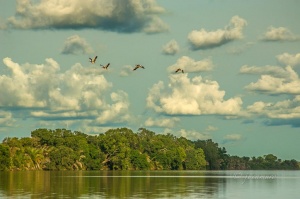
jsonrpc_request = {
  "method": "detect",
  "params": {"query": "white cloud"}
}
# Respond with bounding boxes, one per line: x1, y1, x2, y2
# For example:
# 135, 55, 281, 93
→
144, 117, 180, 128
262, 26, 299, 41
3, 0, 168, 33
94, 91, 130, 124
188, 16, 247, 50
0, 57, 130, 127
147, 74, 242, 116
167, 56, 213, 73
1, 57, 59, 107
243, 66, 300, 95
162, 40, 179, 55
61, 35, 94, 55
247, 96, 300, 120
276, 53, 300, 67
240, 65, 292, 79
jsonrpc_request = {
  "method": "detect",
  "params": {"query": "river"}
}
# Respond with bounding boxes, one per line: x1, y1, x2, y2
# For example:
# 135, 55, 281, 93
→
0, 170, 300, 198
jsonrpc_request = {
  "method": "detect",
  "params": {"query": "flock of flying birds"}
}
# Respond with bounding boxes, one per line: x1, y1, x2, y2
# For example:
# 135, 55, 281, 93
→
89, 56, 184, 73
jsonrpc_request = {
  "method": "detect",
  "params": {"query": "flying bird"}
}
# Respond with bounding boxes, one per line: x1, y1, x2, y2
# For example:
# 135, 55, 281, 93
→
89, 56, 98, 64
175, 68, 184, 73
133, 64, 145, 71
101, 63, 110, 69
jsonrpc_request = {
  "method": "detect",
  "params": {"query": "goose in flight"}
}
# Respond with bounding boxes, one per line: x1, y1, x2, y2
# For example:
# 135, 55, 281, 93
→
175, 68, 184, 73
101, 63, 110, 69
133, 64, 145, 71
89, 56, 98, 64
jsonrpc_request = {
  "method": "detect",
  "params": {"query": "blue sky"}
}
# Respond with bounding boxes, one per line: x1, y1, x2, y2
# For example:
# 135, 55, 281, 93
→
1, 0, 300, 160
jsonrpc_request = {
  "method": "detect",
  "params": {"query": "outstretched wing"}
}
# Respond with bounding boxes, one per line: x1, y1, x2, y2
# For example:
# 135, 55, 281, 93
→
133, 66, 138, 70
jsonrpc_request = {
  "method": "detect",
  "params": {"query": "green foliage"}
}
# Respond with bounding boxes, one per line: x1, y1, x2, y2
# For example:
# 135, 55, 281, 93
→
1, 128, 299, 171
0, 144, 10, 170
194, 139, 223, 170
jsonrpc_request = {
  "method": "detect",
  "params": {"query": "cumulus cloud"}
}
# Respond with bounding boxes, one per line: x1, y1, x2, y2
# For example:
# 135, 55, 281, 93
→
0, 57, 130, 127
162, 40, 179, 55
277, 53, 300, 67
144, 117, 180, 128
2, 0, 168, 33
248, 97, 300, 119
187, 16, 247, 50
244, 93, 300, 128
240, 65, 293, 79
242, 65, 300, 95
261, 26, 299, 41
167, 56, 213, 73
61, 35, 94, 55
146, 74, 243, 116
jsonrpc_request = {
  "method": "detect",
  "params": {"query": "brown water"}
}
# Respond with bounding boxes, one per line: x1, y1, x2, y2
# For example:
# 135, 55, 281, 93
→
0, 170, 299, 198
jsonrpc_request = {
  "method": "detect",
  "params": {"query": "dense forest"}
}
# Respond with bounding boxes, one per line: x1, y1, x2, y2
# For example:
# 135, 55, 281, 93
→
0, 128, 299, 171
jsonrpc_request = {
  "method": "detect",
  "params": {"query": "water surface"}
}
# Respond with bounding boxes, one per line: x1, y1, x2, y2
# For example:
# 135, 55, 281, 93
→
0, 170, 300, 198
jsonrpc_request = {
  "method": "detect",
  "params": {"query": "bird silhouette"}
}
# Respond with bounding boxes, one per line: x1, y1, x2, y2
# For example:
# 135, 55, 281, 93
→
175, 68, 184, 73
89, 56, 98, 64
101, 63, 110, 69
133, 64, 145, 71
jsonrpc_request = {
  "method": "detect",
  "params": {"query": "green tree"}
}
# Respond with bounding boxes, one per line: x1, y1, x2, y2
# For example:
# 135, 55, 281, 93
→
0, 144, 10, 170
130, 150, 149, 170
194, 139, 222, 170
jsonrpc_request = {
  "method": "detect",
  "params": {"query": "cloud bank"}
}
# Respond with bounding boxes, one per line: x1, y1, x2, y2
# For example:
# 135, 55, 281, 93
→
241, 65, 300, 95
0, 58, 130, 127
188, 16, 247, 50
242, 53, 300, 127
3, 0, 168, 34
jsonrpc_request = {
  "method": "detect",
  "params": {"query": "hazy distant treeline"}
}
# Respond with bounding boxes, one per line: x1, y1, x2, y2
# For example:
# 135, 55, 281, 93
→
0, 128, 298, 171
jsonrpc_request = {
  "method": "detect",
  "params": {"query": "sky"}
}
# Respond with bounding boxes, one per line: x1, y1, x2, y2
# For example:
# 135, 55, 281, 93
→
1, 0, 300, 160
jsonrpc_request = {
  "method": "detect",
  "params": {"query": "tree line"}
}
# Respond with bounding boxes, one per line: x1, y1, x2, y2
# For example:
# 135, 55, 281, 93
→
0, 128, 298, 171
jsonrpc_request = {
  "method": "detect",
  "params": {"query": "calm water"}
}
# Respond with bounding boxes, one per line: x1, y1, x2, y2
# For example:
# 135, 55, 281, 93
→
0, 170, 300, 198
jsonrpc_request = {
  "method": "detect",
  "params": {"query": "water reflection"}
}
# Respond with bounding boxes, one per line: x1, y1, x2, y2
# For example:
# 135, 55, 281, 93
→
1, 170, 300, 198
0, 171, 222, 198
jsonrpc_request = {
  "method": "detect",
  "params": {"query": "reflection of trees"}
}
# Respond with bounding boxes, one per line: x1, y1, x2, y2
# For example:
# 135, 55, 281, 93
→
0, 171, 221, 198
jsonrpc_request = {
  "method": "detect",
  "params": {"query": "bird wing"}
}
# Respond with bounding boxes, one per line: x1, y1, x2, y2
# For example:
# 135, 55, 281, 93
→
94, 56, 98, 62
133, 65, 138, 70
